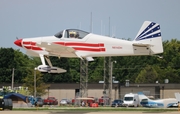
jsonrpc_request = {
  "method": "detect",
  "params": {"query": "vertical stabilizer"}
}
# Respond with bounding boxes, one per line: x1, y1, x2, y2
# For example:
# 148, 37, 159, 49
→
137, 92, 149, 101
134, 21, 163, 54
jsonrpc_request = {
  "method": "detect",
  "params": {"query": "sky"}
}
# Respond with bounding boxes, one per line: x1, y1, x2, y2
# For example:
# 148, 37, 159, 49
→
0, 0, 180, 51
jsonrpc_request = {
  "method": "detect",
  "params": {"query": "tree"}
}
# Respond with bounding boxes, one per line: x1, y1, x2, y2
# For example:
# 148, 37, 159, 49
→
135, 65, 158, 83
23, 69, 49, 96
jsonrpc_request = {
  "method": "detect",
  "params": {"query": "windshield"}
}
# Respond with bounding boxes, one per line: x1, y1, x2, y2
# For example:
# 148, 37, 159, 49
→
124, 97, 133, 101
54, 30, 63, 38
37, 98, 43, 101
48, 97, 55, 100
141, 99, 148, 102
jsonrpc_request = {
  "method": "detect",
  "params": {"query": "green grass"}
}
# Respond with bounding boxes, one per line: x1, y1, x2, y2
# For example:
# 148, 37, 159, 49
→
12, 107, 179, 112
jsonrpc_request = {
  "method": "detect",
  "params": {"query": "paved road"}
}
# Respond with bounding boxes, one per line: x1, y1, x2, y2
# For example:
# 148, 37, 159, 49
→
2, 111, 180, 114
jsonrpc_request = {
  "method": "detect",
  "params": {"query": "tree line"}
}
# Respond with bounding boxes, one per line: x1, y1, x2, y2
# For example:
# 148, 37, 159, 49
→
0, 39, 180, 86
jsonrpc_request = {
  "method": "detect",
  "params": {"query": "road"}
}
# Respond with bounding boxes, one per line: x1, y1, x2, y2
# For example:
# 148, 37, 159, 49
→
2, 111, 180, 114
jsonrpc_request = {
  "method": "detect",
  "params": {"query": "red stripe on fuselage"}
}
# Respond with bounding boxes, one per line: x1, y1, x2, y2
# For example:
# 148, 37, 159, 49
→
24, 46, 42, 50
54, 42, 65, 45
23, 41, 36, 45
32, 47, 42, 50
54, 42, 104, 47
24, 46, 31, 49
23, 41, 31, 44
73, 47, 105, 52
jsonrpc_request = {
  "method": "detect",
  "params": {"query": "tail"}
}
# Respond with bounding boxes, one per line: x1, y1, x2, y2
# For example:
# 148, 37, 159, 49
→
137, 92, 149, 100
133, 21, 163, 54
175, 92, 180, 102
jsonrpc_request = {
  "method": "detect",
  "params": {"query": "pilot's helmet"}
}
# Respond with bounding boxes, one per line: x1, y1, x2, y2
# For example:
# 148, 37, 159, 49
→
69, 31, 76, 37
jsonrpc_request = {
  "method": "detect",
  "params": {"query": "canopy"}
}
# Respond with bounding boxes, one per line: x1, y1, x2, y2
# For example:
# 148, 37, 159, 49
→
4, 93, 27, 102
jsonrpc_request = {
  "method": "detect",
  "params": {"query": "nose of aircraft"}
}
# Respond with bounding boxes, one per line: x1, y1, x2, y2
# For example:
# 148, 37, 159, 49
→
14, 39, 22, 47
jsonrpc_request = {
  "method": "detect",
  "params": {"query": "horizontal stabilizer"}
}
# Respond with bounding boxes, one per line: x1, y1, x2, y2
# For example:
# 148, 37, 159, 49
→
133, 43, 151, 47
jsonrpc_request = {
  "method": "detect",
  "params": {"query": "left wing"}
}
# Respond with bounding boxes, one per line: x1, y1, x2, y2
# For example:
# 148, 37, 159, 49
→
37, 42, 77, 57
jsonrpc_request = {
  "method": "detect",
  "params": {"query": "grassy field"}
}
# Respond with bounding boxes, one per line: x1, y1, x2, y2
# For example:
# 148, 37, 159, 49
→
12, 106, 179, 112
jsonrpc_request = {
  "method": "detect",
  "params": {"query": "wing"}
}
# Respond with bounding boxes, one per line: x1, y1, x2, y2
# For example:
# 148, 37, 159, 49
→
37, 42, 77, 57
26, 50, 39, 57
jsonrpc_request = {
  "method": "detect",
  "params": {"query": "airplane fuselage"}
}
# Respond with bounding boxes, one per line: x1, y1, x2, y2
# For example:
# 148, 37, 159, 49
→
20, 33, 150, 58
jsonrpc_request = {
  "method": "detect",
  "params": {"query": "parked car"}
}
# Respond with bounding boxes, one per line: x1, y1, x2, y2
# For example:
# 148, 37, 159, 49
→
43, 97, 58, 105
111, 99, 123, 107
35, 97, 44, 107
99, 96, 109, 106
28, 96, 43, 107
60, 99, 70, 105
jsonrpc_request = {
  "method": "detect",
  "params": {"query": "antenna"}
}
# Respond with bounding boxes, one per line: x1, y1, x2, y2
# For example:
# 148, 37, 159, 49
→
90, 12, 93, 33
112, 26, 116, 38
79, 22, 81, 29
101, 20, 103, 35
109, 17, 110, 37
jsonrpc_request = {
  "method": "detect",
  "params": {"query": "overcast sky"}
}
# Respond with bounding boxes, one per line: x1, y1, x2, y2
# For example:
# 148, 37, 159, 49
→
0, 0, 180, 50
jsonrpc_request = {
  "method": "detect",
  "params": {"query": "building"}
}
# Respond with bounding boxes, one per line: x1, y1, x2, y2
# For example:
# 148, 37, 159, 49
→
0, 83, 180, 103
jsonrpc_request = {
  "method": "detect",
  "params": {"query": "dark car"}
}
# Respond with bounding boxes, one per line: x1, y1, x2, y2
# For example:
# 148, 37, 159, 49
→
35, 97, 44, 107
111, 99, 123, 107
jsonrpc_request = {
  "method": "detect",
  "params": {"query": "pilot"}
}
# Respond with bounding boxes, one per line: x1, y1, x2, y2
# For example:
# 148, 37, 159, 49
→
69, 31, 76, 38
75, 32, 80, 39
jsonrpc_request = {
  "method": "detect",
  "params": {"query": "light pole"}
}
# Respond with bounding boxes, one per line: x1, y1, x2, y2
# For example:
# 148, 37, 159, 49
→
11, 68, 15, 90
109, 61, 116, 105
34, 67, 37, 98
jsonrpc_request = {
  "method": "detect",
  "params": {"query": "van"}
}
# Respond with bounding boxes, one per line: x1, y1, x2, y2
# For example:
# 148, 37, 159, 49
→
123, 93, 139, 107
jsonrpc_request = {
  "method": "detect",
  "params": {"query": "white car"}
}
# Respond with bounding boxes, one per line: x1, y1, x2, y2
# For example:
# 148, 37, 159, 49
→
60, 99, 69, 105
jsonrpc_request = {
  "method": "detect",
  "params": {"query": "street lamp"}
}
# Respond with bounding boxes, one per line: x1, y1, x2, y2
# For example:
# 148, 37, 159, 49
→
109, 61, 116, 105
34, 67, 37, 98
48, 87, 50, 98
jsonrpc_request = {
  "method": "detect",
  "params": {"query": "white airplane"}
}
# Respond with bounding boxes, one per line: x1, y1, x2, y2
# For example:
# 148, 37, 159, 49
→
139, 92, 178, 108
14, 21, 163, 73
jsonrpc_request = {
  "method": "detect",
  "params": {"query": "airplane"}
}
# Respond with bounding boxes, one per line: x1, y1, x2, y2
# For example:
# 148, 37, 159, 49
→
139, 92, 178, 108
14, 21, 163, 73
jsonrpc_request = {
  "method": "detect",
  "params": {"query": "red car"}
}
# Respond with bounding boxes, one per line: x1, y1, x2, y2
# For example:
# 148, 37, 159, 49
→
99, 96, 110, 106
43, 97, 58, 105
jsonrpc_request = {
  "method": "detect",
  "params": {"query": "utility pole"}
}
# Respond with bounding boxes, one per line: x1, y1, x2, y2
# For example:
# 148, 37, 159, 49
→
103, 17, 112, 105
11, 68, 14, 90
109, 61, 113, 106
34, 68, 37, 98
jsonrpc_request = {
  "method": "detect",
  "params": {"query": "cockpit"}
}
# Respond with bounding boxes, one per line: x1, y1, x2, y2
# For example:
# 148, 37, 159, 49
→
54, 29, 89, 39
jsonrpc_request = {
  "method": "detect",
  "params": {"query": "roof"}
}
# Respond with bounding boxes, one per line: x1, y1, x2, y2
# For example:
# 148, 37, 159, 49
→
76, 97, 94, 100
4, 93, 27, 102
